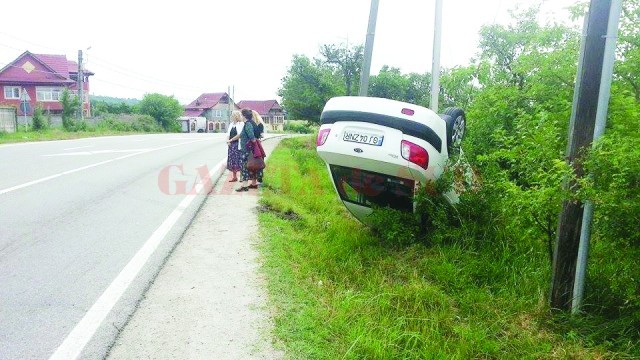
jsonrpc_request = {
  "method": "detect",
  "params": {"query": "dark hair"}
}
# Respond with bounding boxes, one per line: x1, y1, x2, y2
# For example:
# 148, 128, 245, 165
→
241, 108, 253, 121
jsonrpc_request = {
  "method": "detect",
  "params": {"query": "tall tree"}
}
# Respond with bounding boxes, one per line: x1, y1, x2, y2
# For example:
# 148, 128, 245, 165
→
278, 55, 344, 124
613, 0, 640, 101
368, 66, 410, 101
319, 43, 364, 96
439, 65, 479, 110
369, 66, 431, 106
464, 6, 581, 258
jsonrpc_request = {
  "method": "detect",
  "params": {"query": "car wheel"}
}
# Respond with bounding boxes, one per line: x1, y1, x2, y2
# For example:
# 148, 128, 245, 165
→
443, 107, 466, 153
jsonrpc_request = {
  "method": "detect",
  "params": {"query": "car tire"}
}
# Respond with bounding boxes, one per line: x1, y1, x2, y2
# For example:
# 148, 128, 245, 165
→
442, 107, 466, 153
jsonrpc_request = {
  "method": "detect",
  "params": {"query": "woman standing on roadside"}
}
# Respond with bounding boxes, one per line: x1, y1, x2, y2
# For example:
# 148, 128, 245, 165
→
228, 110, 257, 191
240, 108, 265, 183
225, 111, 244, 182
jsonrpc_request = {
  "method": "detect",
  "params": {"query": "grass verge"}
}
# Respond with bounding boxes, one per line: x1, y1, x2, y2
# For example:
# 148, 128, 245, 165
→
0, 128, 143, 144
257, 136, 637, 359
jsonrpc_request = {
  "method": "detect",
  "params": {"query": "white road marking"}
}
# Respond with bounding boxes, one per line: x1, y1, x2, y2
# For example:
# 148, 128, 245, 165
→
64, 145, 93, 150
45, 149, 154, 156
48, 157, 227, 360
0, 139, 209, 196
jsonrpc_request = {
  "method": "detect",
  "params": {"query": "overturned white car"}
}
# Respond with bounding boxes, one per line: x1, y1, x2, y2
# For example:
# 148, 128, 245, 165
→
316, 96, 466, 222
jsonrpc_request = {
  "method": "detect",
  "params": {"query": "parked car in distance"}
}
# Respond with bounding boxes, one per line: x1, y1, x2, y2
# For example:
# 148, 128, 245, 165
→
316, 96, 466, 222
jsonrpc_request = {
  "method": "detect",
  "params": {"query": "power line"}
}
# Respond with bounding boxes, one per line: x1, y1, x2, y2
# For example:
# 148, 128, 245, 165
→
88, 56, 204, 91
0, 31, 67, 54
0, 58, 198, 96
0, 34, 214, 101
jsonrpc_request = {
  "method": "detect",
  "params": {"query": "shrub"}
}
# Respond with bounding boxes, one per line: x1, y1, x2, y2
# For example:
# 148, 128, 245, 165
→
284, 120, 315, 133
131, 115, 162, 132
32, 106, 47, 131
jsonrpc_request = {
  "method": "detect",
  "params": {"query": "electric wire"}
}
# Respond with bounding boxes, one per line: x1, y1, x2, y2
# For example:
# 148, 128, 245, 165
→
0, 33, 206, 97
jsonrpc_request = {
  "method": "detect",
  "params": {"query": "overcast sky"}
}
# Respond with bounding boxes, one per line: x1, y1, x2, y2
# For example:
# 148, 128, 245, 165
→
0, 0, 581, 104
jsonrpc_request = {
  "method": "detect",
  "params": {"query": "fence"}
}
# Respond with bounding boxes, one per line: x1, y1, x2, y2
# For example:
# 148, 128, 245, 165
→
0, 107, 17, 133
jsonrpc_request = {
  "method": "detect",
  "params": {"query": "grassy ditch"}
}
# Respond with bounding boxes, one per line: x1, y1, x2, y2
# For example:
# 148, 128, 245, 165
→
257, 136, 637, 359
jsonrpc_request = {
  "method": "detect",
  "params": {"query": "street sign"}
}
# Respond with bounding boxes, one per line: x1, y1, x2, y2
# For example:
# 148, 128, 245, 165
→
20, 88, 31, 101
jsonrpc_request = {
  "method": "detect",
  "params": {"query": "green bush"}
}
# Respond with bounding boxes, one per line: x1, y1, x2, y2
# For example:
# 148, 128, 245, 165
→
131, 115, 162, 132
96, 117, 132, 132
95, 115, 162, 133
284, 120, 315, 133
31, 106, 47, 131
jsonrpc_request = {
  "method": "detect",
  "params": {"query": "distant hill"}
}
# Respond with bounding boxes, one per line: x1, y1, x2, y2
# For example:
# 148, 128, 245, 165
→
90, 95, 140, 105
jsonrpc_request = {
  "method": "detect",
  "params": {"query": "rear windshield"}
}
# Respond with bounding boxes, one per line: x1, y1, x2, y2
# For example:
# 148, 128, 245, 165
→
330, 165, 415, 212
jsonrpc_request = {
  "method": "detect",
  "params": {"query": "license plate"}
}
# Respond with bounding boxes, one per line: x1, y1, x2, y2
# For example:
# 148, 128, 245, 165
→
343, 130, 384, 146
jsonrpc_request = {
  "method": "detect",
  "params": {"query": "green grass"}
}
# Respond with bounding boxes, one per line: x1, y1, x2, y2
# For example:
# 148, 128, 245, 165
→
0, 127, 151, 144
257, 136, 638, 359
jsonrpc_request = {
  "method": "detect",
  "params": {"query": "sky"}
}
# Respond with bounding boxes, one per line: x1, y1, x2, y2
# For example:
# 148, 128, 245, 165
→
0, 0, 582, 105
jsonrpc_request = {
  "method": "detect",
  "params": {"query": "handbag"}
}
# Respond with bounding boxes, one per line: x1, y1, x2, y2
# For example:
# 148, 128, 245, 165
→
243, 123, 265, 171
252, 139, 266, 158
247, 150, 265, 171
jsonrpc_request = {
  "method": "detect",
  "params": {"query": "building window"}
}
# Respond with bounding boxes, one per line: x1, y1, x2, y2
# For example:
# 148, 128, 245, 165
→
274, 115, 284, 124
214, 110, 222, 118
4, 86, 21, 99
36, 87, 63, 102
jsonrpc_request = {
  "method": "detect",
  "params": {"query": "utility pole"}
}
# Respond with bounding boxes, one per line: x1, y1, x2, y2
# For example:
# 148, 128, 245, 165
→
571, 0, 622, 314
77, 50, 84, 120
551, 0, 613, 311
20, 88, 30, 131
358, 0, 379, 96
430, 0, 443, 112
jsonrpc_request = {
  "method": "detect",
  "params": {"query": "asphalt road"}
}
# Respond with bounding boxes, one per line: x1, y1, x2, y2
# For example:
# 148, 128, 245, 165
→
0, 133, 230, 359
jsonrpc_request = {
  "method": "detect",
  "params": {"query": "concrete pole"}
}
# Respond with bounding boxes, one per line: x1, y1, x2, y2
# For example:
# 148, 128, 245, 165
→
358, 0, 379, 96
21, 88, 28, 131
77, 50, 84, 120
572, 0, 622, 314
551, 0, 612, 311
430, 0, 443, 112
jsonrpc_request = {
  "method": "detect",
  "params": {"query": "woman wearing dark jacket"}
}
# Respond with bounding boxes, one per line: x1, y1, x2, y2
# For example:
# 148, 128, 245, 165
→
240, 109, 265, 183
228, 110, 257, 192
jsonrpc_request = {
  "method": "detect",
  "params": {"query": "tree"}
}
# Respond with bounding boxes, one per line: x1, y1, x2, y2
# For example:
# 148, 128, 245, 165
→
369, 66, 431, 106
31, 105, 47, 131
92, 100, 134, 116
319, 43, 364, 96
60, 88, 80, 131
369, 66, 410, 101
439, 65, 479, 110
461, 6, 583, 258
278, 55, 344, 124
613, 0, 640, 101
137, 93, 183, 132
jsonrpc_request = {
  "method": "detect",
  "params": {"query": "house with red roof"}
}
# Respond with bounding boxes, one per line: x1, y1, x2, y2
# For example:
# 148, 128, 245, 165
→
236, 100, 285, 131
183, 92, 239, 132
0, 51, 93, 122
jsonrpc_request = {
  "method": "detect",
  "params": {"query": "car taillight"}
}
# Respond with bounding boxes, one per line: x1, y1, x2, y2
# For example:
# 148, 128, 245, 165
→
317, 128, 331, 146
401, 140, 429, 169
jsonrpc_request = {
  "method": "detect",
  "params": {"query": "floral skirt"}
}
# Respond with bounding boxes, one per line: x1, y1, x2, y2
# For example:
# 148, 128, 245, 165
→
227, 141, 242, 172
240, 149, 264, 182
